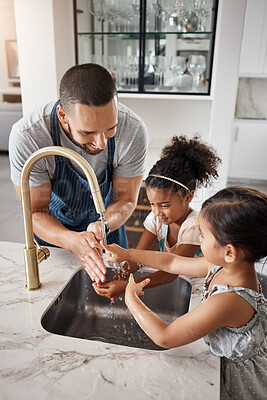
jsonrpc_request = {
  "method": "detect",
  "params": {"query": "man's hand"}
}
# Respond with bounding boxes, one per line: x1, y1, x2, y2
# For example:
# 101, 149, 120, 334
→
87, 220, 103, 242
69, 230, 107, 283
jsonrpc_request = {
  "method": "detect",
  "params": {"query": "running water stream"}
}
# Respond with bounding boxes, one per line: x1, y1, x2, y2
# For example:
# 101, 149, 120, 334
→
99, 212, 107, 245
99, 212, 129, 279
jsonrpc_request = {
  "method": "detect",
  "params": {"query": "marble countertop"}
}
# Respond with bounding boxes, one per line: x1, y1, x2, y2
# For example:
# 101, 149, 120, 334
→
0, 242, 219, 400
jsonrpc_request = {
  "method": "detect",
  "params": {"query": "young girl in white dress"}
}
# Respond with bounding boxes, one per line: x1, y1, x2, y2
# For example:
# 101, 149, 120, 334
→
94, 135, 221, 299
101, 187, 267, 400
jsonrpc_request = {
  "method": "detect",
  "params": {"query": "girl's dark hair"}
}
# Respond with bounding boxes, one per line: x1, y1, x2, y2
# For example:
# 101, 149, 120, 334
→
146, 135, 221, 195
59, 63, 117, 114
201, 186, 267, 263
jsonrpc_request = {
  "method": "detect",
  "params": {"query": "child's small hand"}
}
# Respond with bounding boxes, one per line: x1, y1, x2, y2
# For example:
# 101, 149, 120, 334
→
125, 274, 150, 300
99, 241, 128, 263
113, 261, 131, 281
92, 280, 127, 301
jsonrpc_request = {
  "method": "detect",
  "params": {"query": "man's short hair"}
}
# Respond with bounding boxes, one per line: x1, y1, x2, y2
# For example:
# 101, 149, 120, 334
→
59, 63, 117, 113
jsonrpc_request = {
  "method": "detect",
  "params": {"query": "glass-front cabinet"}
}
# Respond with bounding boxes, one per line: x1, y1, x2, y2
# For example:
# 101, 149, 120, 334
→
74, 0, 218, 95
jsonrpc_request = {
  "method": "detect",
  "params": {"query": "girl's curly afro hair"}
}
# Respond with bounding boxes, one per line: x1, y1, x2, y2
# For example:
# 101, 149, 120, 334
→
146, 135, 221, 195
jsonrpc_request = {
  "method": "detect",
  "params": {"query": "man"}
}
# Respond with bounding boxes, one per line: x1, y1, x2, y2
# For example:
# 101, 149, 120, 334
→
9, 63, 148, 284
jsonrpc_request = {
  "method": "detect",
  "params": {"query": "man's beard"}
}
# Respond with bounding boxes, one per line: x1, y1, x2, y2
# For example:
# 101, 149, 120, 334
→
67, 124, 103, 156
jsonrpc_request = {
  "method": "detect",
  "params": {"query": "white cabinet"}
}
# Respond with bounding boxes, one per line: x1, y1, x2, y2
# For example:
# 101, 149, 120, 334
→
239, 0, 267, 76
229, 120, 267, 180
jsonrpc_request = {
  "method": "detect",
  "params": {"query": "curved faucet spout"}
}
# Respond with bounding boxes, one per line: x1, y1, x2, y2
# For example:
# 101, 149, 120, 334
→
21, 146, 106, 290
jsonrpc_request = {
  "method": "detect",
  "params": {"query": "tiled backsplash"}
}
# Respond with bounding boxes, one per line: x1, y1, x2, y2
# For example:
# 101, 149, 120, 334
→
236, 78, 267, 120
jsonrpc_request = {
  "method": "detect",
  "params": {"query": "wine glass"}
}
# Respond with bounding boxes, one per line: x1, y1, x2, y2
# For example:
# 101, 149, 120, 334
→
187, 55, 206, 89
174, 0, 191, 32
105, 0, 122, 31
154, 56, 168, 88
191, 0, 212, 31
88, 0, 107, 28
127, 55, 139, 89
122, 4, 134, 32
131, 0, 140, 32
169, 56, 186, 89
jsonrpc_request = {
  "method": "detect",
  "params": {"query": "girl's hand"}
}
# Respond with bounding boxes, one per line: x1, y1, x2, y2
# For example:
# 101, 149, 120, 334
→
92, 280, 127, 301
99, 241, 128, 263
113, 261, 132, 281
125, 274, 150, 301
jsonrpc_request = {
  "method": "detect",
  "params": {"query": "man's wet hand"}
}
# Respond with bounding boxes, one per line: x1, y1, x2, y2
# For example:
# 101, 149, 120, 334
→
70, 231, 107, 283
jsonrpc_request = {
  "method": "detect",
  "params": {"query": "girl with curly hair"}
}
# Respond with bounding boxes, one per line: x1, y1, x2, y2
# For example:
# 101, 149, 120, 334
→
94, 135, 221, 299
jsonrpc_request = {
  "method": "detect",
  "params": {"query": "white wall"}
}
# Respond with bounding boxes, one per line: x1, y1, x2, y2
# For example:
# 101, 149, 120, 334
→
52, 0, 76, 86
13, 0, 75, 116
0, 0, 17, 91
209, 0, 246, 188
119, 97, 212, 144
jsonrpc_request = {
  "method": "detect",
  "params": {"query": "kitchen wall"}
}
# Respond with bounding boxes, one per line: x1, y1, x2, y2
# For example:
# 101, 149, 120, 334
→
119, 97, 212, 143
228, 0, 267, 182
13, 0, 75, 116
228, 77, 267, 181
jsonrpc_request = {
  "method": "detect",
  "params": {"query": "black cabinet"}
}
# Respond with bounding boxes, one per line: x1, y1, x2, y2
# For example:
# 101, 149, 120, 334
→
74, 0, 218, 95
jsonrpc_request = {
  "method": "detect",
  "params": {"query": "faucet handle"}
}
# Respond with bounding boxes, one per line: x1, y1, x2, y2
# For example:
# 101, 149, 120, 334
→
34, 238, 50, 263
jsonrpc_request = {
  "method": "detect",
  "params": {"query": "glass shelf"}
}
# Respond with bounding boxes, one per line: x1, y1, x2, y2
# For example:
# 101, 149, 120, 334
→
74, 0, 218, 95
77, 31, 214, 36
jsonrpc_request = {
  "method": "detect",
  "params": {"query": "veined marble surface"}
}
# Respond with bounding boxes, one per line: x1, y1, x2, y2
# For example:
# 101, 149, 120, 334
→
236, 78, 267, 120
0, 241, 219, 400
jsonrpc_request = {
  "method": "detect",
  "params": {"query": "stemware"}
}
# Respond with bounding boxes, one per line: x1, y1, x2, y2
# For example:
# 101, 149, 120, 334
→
131, 0, 140, 31
161, 0, 177, 32
169, 56, 186, 89
105, 0, 122, 31
191, 0, 212, 31
121, 5, 134, 32
88, 0, 107, 28
173, 0, 191, 32
127, 55, 139, 89
187, 54, 206, 89
153, 55, 168, 88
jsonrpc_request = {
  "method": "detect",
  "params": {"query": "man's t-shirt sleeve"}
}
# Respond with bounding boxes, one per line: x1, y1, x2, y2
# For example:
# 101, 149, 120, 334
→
9, 124, 52, 187
113, 117, 148, 178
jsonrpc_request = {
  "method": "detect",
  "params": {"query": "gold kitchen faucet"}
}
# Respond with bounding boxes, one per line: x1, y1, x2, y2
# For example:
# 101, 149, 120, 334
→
20, 146, 105, 290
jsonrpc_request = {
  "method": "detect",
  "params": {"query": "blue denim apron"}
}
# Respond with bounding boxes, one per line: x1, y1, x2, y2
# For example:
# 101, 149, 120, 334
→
34, 100, 128, 248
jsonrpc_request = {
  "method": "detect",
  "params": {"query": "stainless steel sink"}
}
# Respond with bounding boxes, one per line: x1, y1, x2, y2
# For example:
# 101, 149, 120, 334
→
41, 268, 192, 351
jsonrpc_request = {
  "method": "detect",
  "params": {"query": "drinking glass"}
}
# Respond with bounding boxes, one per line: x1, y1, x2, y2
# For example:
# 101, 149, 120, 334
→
187, 55, 206, 89
169, 56, 186, 89
131, 0, 140, 31
105, 0, 122, 31
154, 55, 168, 88
174, 0, 191, 31
127, 55, 139, 89
122, 5, 134, 32
191, 0, 212, 31
88, 0, 107, 25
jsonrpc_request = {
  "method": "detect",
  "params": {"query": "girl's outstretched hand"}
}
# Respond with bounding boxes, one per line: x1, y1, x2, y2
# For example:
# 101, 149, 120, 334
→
99, 241, 128, 263
92, 280, 127, 301
125, 273, 150, 300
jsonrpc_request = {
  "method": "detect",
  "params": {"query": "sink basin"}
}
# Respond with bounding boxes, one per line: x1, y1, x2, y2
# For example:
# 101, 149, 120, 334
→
41, 268, 192, 351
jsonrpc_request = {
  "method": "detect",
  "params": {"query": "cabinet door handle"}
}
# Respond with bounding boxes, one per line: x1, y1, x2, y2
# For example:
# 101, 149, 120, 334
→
235, 126, 239, 141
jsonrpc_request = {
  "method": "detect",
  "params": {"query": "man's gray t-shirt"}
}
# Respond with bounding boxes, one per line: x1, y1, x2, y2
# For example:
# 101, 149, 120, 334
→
9, 102, 148, 187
